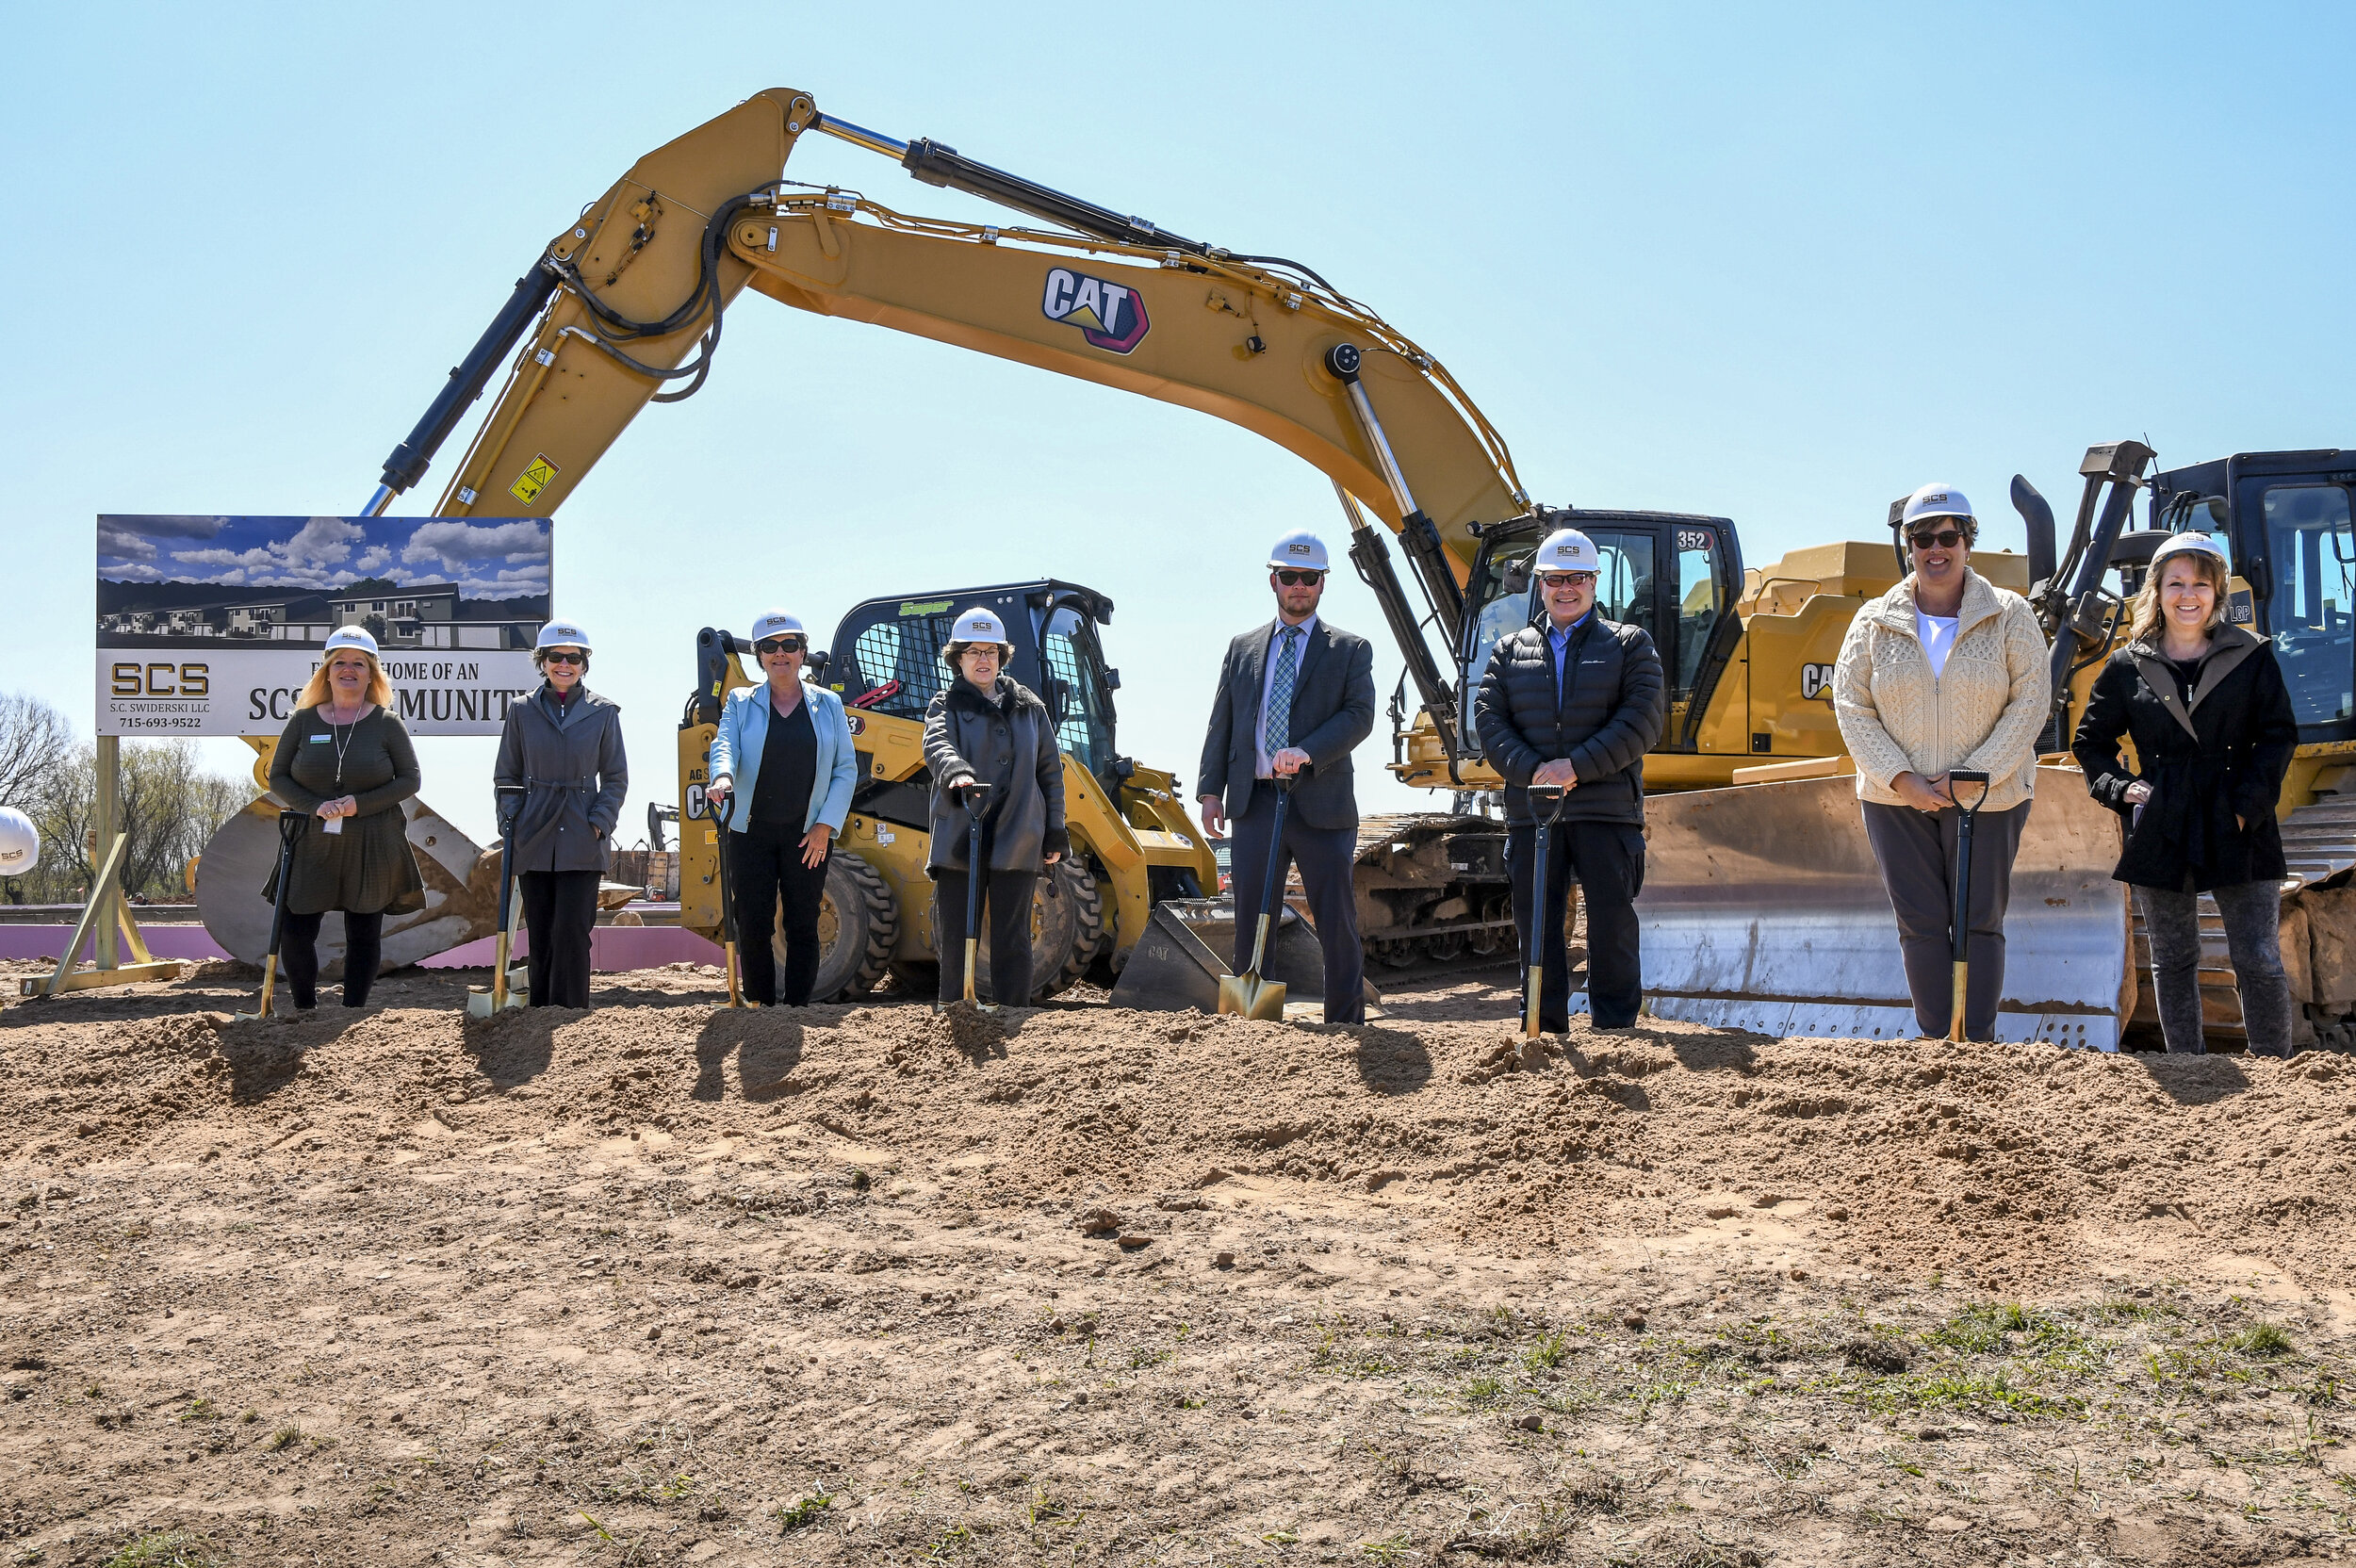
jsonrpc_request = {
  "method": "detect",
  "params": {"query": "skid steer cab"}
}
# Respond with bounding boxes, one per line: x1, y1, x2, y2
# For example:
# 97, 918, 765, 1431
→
674, 580, 1216, 1004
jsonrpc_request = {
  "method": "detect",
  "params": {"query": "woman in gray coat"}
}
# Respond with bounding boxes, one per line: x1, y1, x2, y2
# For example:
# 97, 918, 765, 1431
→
492, 620, 629, 1008
924, 606, 1066, 1006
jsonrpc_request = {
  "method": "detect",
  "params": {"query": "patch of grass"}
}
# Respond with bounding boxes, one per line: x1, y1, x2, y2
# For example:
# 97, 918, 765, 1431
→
1362, 1534, 1414, 1562
1027, 1484, 1076, 1528
1524, 1331, 1572, 1371
236, 1408, 259, 1425
175, 1397, 217, 1424
263, 1425, 303, 1452
1903, 1369, 2083, 1419
103, 1533, 222, 1568
1464, 1377, 1508, 1408
2231, 1321, 2294, 1358
775, 1492, 832, 1531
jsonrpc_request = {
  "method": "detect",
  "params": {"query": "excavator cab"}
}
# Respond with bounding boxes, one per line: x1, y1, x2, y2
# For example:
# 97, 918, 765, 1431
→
1453, 510, 1743, 756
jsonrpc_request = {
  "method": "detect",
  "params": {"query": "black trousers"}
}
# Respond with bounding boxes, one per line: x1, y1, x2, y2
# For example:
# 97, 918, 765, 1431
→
1509, 819, 1645, 1029
1228, 787, 1366, 1024
936, 867, 1038, 1005
729, 823, 832, 1006
1859, 800, 2030, 1039
520, 869, 600, 1009
282, 909, 382, 1009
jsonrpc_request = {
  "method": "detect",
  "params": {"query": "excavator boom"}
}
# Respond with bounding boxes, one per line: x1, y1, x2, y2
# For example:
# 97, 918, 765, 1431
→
367, 89, 1532, 741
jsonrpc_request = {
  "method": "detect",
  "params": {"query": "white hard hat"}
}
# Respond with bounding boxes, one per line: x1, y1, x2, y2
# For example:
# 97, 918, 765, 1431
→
0, 806, 38, 878
1532, 528, 1598, 574
1267, 530, 1331, 572
951, 607, 1007, 645
2151, 531, 2229, 570
322, 626, 381, 658
534, 619, 591, 652
1902, 483, 1975, 527
748, 609, 805, 643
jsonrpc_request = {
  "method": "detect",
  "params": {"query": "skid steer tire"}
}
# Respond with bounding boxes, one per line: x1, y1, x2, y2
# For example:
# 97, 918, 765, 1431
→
895, 859, 1104, 1004
1039, 861, 1107, 998
798, 852, 899, 1003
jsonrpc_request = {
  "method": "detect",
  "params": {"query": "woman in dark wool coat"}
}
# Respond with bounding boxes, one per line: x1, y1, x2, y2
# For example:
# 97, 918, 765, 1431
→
2072, 533, 2298, 1056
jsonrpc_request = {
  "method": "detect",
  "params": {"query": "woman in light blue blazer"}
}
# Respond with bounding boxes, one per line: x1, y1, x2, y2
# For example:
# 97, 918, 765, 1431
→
703, 610, 859, 1004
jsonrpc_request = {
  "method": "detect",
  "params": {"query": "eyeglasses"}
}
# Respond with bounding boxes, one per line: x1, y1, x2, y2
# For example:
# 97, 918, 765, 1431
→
1539, 571, 1597, 588
755, 636, 807, 655
1274, 569, 1325, 587
541, 649, 584, 665
1909, 529, 1967, 551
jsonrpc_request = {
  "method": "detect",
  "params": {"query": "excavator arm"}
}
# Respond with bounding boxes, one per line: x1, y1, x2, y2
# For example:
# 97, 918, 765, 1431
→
367, 89, 1531, 740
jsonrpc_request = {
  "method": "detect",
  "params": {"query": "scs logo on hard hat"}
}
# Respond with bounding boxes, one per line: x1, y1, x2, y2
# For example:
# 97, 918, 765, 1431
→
1041, 267, 1151, 355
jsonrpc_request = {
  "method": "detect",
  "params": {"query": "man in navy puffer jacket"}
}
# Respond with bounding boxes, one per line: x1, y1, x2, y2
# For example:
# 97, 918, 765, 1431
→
1473, 527, 1666, 1029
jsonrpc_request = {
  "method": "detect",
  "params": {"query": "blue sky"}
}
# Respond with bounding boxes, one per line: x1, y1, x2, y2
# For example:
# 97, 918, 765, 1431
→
7, 2, 2350, 847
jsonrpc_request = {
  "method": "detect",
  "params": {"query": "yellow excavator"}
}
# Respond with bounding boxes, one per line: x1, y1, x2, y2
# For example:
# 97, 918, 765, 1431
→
209, 87, 2353, 1046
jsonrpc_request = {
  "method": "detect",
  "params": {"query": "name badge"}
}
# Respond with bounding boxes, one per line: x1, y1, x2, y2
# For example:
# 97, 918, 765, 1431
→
309, 734, 332, 743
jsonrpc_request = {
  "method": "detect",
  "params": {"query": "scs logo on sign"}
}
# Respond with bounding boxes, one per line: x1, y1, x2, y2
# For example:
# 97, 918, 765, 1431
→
1041, 267, 1150, 354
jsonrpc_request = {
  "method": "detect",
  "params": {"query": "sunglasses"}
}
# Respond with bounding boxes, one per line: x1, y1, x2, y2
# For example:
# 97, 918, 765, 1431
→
1909, 529, 1967, 551
755, 636, 807, 655
541, 649, 584, 665
1539, 571, 1597, 588
1274, 569, 1325, 587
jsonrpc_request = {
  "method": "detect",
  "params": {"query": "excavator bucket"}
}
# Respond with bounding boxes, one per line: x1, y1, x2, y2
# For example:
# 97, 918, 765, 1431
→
1626, 767, 2132, 1050
1109, 897, 1337, 1017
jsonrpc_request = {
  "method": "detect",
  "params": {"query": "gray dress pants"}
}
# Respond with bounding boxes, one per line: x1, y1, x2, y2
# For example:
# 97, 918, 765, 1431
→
2134, 880, 2294, 1057
1860, 800, 2031, 1039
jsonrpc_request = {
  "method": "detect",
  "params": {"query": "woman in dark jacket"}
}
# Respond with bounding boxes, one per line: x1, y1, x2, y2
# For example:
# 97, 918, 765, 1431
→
266, 626, 425, 1009
2071, 533, 2299, 1056
924, 606, 1066, 1006
492, 620, 629, 1009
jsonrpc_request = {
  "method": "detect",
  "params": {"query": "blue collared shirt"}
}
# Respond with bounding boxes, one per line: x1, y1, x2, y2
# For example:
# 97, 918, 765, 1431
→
1547, 612, 1592, 690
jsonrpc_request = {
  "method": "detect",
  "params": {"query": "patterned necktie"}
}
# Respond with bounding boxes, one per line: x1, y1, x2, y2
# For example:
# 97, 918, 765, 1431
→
1264, 626, 1301, 759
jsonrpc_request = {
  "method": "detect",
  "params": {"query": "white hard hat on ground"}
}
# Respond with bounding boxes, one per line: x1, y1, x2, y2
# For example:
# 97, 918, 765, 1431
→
951, 607, 1007, 645
749, 610, 805, 643
323, 626, 381, 659
1267, 531, 1331, 573
1533, 528, 1599, 574
0, 806, 38, 878
1902, 484, 1975, 528
534, 619, 591, 652
2151, 532, 2229, 570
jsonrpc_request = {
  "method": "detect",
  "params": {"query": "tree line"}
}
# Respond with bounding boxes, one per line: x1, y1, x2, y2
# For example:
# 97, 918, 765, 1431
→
0, 692, 249, 906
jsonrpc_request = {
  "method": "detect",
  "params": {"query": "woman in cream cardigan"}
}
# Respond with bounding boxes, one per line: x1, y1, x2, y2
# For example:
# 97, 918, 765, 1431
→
1832, 483, 2051, 1040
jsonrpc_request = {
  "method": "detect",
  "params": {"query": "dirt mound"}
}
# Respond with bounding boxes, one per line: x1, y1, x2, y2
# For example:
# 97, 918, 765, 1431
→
1, 968, 2351, 1563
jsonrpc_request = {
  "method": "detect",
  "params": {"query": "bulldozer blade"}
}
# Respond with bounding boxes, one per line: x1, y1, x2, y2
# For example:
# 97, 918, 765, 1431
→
1627, 767, 2130, 1050
1110, 898, 1350, 1015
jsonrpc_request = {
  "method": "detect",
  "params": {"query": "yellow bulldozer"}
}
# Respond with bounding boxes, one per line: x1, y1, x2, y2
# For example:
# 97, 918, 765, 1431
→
196, 86, 2356, 1049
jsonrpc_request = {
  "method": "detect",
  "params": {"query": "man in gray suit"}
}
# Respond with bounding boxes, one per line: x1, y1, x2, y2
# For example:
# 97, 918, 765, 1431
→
1198, 530, 1377, 1023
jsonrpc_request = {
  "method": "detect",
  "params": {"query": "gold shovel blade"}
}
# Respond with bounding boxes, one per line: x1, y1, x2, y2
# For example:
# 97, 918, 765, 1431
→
1216, 971, 1287, 1020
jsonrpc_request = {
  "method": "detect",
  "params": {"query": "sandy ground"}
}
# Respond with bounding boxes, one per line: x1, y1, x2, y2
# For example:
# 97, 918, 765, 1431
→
1, 958, 2353, 1567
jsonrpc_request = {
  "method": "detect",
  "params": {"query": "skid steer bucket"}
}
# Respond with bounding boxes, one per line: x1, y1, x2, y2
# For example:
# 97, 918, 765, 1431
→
1109, 896, 1339, 1015
1623, 766, 2131, 1050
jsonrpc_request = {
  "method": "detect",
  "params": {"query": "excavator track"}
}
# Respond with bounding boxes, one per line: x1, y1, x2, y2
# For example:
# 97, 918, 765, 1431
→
1345, 812, 1524, 982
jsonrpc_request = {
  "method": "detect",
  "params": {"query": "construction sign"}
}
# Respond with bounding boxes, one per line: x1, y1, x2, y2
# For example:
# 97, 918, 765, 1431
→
94, 514, 554, 737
